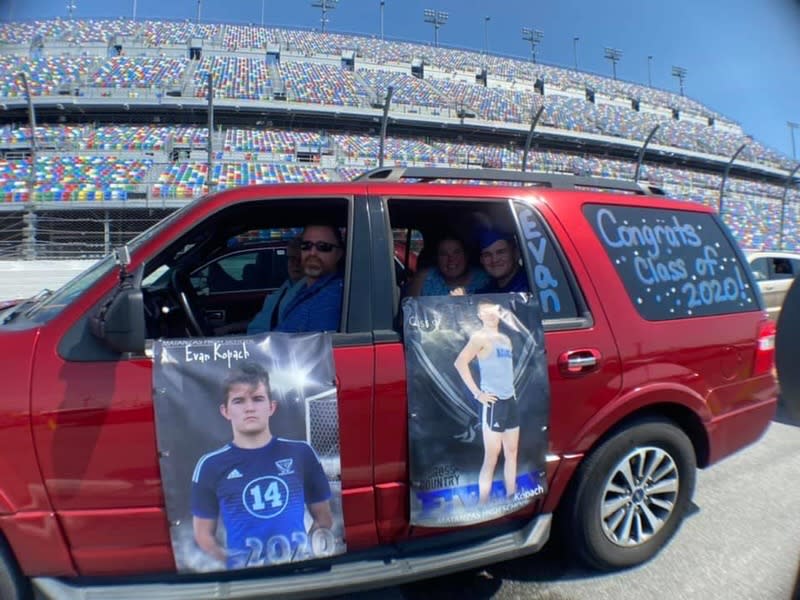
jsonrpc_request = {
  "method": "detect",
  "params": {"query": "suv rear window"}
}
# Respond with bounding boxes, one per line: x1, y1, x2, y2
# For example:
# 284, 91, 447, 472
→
584, 204, 759, 320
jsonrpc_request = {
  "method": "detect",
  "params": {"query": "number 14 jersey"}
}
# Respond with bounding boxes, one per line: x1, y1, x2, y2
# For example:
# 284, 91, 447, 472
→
191, 437, 331, 567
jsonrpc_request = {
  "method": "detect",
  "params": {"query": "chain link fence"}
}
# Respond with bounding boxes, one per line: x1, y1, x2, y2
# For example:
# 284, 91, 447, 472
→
0, 206, 174, 259
0, 211, 24, 258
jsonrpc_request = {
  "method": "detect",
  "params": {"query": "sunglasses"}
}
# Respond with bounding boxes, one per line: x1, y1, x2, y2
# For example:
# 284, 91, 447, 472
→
300, 240, 341, 253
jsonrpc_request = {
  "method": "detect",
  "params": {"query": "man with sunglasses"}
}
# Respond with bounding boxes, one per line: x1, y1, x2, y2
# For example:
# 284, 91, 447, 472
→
273, 224, 345, 333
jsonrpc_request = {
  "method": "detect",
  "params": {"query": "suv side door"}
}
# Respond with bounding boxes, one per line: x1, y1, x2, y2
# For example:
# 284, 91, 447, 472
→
366, 192, 622, 541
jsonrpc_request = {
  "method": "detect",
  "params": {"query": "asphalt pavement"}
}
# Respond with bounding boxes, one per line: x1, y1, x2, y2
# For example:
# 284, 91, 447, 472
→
345, 398, 800, 600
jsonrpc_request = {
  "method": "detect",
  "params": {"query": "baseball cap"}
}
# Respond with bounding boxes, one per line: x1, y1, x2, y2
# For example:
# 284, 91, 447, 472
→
477, 227, 512, 251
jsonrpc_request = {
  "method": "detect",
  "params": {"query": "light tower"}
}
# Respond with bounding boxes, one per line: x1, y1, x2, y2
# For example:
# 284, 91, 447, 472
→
671, 65, 687, 96
423, 9, 448, 48
604, 47, 622, 80
483, 16, 491, 55
572, 36, 579, 71
311, 0, 339, 33
521, 28, 543, 64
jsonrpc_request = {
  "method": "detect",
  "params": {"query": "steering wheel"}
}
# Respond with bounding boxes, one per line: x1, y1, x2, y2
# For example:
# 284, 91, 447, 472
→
170, 268, 211, 336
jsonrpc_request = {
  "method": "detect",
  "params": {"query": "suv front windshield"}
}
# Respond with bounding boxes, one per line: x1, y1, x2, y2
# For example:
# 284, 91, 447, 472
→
23, 254, 117, 323
22, 202, 197, 323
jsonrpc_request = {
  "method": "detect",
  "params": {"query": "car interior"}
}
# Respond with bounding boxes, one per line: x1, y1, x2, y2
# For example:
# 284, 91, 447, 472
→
139, 198, 349, 339
387, 197, 521, 324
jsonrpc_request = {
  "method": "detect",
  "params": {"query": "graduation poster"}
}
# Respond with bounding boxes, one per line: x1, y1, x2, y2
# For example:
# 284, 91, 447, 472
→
403, 293, 550, 527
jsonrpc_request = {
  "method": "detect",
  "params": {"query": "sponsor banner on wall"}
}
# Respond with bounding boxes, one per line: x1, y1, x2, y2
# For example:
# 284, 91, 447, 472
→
153, 333, 345, 572
403, 293, 550, 527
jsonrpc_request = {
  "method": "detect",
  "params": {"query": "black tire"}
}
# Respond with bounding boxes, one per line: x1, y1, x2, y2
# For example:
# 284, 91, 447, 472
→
558, 418, 696, 571
0, 536, 31, 600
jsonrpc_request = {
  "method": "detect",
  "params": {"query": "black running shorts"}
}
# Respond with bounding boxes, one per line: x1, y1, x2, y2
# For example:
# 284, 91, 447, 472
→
483, 396, 519, 432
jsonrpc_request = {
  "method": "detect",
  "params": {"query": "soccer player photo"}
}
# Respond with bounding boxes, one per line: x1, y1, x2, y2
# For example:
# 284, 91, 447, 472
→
152, 333, 346, 572
403, 293, 549, 527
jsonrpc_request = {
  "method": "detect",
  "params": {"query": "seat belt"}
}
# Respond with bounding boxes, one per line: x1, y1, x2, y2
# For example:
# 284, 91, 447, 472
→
269, 285, 290, 330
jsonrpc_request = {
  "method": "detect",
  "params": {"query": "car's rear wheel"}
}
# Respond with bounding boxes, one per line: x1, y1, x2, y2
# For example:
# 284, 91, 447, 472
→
559, 418, 696, 570
0, 537, 31, 600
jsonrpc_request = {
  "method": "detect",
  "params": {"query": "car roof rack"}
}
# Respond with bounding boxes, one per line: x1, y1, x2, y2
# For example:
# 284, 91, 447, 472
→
353, 167, 665, 196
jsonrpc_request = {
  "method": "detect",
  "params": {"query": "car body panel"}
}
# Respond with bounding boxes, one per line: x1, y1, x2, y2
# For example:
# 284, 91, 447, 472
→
372, 342, 411, 542
705, 392, 776, 464
523, 197, 624, 459
539, 193, 768, 442
0, 329, 48, 514
0, 513, 75, 576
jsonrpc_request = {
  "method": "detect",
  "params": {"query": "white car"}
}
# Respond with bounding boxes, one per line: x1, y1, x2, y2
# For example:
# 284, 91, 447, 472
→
746, 251, 800, 320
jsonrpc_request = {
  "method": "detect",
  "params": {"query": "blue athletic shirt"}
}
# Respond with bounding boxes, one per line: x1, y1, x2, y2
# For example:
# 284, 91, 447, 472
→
275, 272, 343, 333
191, 438, 331, 568
477, 337, 515, 398
247, 278, 306, 335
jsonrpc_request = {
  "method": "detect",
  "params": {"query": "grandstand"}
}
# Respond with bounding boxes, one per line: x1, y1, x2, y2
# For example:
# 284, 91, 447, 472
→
0, 17, 797, 258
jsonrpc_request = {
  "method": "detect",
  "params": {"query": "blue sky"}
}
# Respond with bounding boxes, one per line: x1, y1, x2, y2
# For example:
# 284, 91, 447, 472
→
5, 0, 800, 161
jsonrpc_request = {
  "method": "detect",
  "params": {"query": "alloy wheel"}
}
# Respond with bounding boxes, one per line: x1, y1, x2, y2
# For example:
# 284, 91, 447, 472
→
599, 445, 680, 547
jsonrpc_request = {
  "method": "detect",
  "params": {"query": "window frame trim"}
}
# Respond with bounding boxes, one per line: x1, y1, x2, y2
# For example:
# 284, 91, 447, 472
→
510, 198, 594, 331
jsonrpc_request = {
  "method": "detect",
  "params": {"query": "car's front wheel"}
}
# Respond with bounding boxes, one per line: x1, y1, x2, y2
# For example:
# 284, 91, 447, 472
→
0, 536, 31, 600
559, 418, 697, 571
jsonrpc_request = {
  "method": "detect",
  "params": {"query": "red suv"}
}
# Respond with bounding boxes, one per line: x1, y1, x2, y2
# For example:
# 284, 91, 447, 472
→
0, 168, 777, 599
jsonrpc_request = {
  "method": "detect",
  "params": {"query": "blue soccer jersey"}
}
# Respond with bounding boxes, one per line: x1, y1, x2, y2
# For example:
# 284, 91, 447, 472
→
191, 437, 331, 569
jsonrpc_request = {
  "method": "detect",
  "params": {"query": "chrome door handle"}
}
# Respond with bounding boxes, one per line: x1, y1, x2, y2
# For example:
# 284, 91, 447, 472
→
558, 349, 602, 376
567, 355, 597, 369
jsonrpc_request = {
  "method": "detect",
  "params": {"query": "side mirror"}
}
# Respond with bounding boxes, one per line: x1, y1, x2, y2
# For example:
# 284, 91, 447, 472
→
90, 264, 145, 354
114, 245, 131, 269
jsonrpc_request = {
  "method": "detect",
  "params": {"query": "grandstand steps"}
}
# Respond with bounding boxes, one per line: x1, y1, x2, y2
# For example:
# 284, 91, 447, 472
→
83, 56, 108, 86
212, 130, 225, 153
143, 162, 168, 198
180, 59, 198, 98
267, 58, 285, 99
352, 71, 378, 106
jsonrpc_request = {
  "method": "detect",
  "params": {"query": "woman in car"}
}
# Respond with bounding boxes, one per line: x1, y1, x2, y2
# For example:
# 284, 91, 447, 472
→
406, 233, 489, 297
